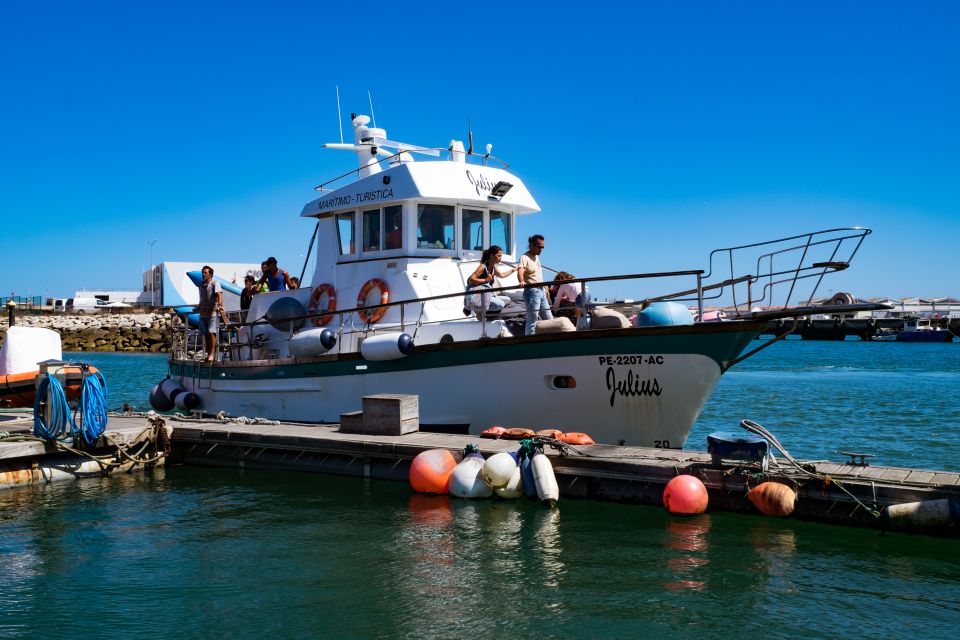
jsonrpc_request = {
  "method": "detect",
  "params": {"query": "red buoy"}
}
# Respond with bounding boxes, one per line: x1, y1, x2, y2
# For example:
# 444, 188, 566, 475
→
663, 475, 709, 515
409, 449, 457, 494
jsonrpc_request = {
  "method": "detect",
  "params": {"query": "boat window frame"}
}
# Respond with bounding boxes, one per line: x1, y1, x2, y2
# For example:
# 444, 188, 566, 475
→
362, 207, 382, 254
336, 211, 356, 258
460, 207, 485, 258
415, 202, 458, 254
489, 209, 513, 255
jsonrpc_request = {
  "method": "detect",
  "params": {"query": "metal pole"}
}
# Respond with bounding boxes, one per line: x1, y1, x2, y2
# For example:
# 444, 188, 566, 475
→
696, 274, 703, 322
6, 300, 15, 326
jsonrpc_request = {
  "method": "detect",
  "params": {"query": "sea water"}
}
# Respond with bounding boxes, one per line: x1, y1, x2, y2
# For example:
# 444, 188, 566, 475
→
0, 342, 957, 638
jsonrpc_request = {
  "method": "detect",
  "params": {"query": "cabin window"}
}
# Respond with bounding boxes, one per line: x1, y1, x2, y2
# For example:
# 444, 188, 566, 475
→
417, 204, 455, 249
363, 208, 381, 252
462, 209, 484, 251
490, 210, 511, 250
336, 212, 355, 255
384, 205, 402, 249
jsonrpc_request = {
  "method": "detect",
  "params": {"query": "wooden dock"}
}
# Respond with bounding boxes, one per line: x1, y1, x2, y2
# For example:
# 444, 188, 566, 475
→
2, 411, 958, 537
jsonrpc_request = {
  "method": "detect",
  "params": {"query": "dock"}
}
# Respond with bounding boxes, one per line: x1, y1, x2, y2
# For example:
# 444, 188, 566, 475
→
3, 409, 957, 537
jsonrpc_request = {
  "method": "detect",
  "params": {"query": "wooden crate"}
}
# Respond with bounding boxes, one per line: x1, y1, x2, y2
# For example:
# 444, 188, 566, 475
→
338, 410, 365, 434
361, 394, 419, 435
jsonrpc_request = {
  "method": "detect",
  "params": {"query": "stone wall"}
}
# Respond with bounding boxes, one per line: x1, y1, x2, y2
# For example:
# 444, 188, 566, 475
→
0, 313, 172, 352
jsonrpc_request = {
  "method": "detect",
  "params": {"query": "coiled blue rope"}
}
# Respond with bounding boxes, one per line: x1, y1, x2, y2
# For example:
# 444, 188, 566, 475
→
33, 373, 76, 440
76, 370, 108, 446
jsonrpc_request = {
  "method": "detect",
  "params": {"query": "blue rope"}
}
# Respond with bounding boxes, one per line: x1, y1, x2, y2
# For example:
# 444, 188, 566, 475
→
33, 373, 76, 440
75, 370, 108, 446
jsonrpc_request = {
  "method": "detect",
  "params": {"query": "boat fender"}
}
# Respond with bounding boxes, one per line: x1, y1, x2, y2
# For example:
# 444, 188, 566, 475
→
520, 455, 537, 500
449, 444, 493, 499
409, 448, 458, 494
636, 301, 694, 327
536, 429, 563, 439
501, 427, 536, 440
481, 452, 518, 489
480, 426, 506, 439
360, 332, 414, 361
495, 466, 524, 499
357, 278, 390, 324
662, 475, 709, 515
289, 328, 337, 358
884, 499, 960, 531
308, 283, 337, 326
173, 391, 201, 411
531, 450, 559, 507
747, 481, 797, 517
559, 432, 595, 445
149, 383, 175, 412
265, 297, 307, 332
159, 378, 184, 404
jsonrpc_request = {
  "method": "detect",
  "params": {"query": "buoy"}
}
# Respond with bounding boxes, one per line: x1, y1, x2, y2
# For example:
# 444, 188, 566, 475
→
265, 297, 307, 332
885, 499, 960, 531
481, 452, 518, 489
359, 332, 414, 361
663, 475, 709, 515
531, 450, 559, 507
159, 378, 183, 404
480, 426, 506, 439
449, 445, 493, 499
747, 481, 797, 517
409, 449, 457, 494
520, 455, 537, 500
173, 391, 201, 411
536, 429, 563, 439
501, 427, 536, 440
149, 383, 174, 412
559, 432, 595, 445
289, 328, 337, 358
636, 301, 694, 327
495, 466, 524, 499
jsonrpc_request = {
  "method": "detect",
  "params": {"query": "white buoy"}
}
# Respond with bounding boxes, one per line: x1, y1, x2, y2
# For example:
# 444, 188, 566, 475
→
531, 451, 559, 507
481, 452, 517, 489
289, 328, 337, 358
359, 332, 414, 361
449, 449, 493, 499
494, 466, 524, 499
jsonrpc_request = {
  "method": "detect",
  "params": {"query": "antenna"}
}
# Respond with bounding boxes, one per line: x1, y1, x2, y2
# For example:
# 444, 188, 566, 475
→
467, 118, 473, 155
367, 90, 377, 128
336, 85, 344, 144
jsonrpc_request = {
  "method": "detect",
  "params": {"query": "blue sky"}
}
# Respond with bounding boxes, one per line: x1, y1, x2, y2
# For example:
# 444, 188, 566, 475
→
2, 1, 957, 302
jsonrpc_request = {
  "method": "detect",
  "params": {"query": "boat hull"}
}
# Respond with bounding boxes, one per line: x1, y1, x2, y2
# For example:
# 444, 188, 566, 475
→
168, 323, 763, 447
896, 331, 953, 343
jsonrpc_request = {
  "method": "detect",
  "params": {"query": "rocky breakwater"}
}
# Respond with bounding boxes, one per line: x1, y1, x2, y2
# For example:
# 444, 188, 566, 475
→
0, 313, 173, 352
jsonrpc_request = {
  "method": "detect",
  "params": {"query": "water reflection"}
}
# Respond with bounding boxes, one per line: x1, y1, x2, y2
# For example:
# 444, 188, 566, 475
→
663, 516, 711, 591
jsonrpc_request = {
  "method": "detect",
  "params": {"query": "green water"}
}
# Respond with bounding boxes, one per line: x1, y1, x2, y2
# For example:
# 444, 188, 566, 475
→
0, 343, 958, 638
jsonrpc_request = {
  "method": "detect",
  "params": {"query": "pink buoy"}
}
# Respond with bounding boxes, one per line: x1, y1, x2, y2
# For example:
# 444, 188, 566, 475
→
662, 475, 709, 515
409, 449, 458, 494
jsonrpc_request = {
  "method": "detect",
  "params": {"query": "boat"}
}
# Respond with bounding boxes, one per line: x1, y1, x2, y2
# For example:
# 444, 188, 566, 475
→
0, 326, 97, 408
152, 113, 882, 447
871, 328, 898, 341
896, 317, 954, 342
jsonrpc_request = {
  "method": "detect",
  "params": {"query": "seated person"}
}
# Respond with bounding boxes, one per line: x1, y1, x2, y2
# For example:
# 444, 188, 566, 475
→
551, 271, 585, 320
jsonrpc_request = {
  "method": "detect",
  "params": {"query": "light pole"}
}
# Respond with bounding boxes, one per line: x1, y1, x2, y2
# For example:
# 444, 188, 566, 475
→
147, 240, 158, 307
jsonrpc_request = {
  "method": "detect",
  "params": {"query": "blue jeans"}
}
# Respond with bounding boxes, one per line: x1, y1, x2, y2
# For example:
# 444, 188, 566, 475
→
523, 287, 553, 335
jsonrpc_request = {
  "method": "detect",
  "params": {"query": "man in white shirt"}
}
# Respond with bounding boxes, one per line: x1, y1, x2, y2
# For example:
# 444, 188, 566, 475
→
517, 234, 553, 335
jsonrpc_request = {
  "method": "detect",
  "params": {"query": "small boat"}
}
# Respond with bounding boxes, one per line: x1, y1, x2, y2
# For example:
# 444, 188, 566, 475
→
871, 328, 898, 341
153, 112, 884, 447
896, 318, 954, 342
0, 326, 97, 408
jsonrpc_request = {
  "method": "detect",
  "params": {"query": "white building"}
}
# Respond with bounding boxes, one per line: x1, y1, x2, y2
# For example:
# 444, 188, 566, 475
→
141, 262, 264, 308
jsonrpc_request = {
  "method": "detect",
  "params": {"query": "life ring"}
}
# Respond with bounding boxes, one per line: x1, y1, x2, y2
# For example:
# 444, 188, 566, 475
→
308, 283, 337, 326
357, 278, 389, 324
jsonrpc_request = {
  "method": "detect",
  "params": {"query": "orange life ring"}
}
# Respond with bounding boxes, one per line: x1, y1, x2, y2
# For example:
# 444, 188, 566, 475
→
357, 278, 389, 324
308, 283, 337, 326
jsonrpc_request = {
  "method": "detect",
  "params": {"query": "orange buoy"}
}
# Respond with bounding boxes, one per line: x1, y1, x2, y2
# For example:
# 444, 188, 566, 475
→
663, 475, 709, 515
409, 449, 457, 494
502, 427, 537, 440
559, 432, 595, 445
747, 481, 797, 517
481, 426, 506, 439
536, 429, 563, 439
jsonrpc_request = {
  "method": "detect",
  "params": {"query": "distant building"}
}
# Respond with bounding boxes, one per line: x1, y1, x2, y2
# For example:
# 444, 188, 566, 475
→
141, 262, 263, 308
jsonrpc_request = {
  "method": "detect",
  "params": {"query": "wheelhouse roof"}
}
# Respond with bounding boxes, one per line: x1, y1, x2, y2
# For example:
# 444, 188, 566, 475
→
300, 161, 540, 218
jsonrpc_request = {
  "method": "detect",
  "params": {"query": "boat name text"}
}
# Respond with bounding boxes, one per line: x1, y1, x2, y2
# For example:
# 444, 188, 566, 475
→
316, 188, 394, 212
598, 355, 664, 366
465, 170, 496, 196
605, 367, 663, 407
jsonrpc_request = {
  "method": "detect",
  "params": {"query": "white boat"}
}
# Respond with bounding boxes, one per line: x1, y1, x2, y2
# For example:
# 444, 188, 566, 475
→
153, 113, 880, 447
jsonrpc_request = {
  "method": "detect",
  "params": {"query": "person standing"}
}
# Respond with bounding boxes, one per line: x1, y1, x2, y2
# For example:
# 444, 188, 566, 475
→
256, 256, 293, 292
198, 265, 223, 362
240, 275, 256, 312
517, 234, 553, 335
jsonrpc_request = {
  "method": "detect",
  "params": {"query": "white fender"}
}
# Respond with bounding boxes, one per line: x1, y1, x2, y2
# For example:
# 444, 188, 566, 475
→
494, 466, 524, 499
174, 391, 201, 410
289, 328, 337, 358
360, 332, 414, 361
449, 452, 493, 499
159, 378, 183, 403
531, 452, 559, 507
481, 452, 518, 489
